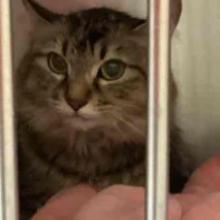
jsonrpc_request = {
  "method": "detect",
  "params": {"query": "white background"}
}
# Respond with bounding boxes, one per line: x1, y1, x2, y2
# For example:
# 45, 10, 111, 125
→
173, 0, 220, 167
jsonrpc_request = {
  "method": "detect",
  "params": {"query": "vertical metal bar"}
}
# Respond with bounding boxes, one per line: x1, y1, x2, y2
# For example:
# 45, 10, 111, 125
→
0, 0, 18, 219
146, 0, 170, 220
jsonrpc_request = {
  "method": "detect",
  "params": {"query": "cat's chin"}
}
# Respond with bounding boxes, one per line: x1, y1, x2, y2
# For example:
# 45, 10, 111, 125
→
67, 115, 99, 131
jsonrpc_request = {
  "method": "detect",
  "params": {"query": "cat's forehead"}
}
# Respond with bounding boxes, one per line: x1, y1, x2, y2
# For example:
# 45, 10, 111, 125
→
69, 8, 144, 32
31, 8, 146, 56
66, 8, 144, 49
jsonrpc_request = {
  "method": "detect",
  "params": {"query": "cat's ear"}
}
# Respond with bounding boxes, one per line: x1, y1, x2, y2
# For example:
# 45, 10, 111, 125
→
129, 22, 148, 47
170, 0, 182, 35
132, 0, 182, 36
132, 21, 148, 35
23, 0, 63, 24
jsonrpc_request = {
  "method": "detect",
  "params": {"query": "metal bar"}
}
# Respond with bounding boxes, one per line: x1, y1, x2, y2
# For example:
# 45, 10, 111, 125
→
0, 0, 19, 219
146, 0, 170, 220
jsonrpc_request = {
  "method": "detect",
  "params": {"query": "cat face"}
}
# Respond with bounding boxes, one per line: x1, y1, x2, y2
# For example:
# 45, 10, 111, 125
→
16, 1, 147, 143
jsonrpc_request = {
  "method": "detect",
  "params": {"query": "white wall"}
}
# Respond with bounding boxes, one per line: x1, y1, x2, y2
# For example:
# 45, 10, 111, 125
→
173, 0, 220, 167
12, 0, 220, 168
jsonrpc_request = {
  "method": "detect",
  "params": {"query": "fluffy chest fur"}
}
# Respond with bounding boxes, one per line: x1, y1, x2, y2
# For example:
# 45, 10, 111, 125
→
18, 124, 145, 217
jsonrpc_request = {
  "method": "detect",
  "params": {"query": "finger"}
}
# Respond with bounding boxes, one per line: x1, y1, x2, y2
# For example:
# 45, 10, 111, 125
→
103, 185, 145, 204
182, 193, 220, 220
168, 197, 182, 220
184, 155, 220, 194
73, 185, 145, 220
172, 193, 201, 214
32, 184, 97, 220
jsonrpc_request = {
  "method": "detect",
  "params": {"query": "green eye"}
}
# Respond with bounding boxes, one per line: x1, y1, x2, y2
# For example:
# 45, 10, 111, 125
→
48, 52, 68, 74
100, 59, 126, 81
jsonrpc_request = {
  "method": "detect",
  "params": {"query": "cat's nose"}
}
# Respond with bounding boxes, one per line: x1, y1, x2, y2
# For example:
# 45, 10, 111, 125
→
67, 98, 88, 112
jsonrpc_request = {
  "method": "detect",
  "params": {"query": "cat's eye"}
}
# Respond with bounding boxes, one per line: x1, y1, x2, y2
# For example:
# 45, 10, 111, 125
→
47, 52, 68, 74
99, 59, 126, 81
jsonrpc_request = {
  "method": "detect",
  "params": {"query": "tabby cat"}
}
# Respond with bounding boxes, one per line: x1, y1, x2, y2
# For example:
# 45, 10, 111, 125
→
15, 0, 189, 219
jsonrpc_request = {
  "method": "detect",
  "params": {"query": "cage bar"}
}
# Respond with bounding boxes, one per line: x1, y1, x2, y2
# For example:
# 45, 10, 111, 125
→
146, 0, 170, 220
0, 0, 19, 220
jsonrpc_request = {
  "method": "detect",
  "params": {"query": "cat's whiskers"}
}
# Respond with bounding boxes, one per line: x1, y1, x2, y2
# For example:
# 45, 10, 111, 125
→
51, 100, 73, 115
94, 109, 132, 138
96, 105, 145, 136
110, 120, 129, 138
107, 111, 145, 138
97, 103, 139, 112
99, 101, 144, 113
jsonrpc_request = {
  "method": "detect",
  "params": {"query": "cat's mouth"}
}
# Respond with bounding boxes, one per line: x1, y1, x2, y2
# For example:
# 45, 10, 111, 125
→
68, 112, 98, 130
72, 114, 89, 121
72, 111, 94, 120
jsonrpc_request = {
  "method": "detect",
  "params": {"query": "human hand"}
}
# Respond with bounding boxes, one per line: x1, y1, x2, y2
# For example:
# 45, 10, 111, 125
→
32, 156, 220, 220
169, 155, 220, 220
32, 185, 144, 220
